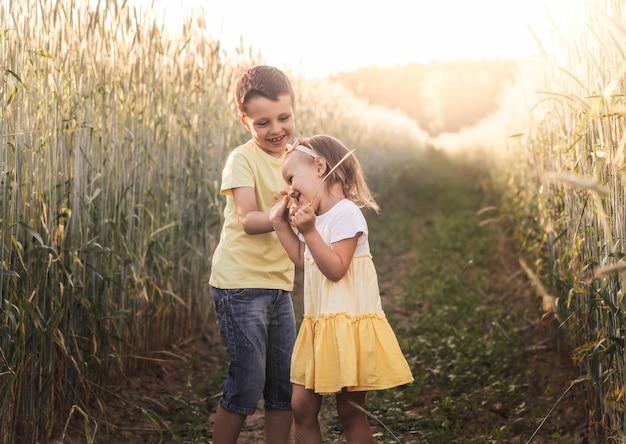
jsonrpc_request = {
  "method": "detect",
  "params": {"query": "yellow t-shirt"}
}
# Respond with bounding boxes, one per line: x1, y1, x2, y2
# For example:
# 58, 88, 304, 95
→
209, 139, 294, 291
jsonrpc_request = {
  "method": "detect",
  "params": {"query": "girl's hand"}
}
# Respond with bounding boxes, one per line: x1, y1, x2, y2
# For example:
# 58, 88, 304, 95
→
290, 204, 316, 234
272, 190, 287, 203
270, 193, 291, 227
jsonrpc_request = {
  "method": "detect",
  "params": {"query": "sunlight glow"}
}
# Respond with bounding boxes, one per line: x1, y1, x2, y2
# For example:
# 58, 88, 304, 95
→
125, 0, 589, 78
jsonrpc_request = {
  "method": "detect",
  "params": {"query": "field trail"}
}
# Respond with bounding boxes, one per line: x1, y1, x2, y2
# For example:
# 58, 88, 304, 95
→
70, 149, 589, 443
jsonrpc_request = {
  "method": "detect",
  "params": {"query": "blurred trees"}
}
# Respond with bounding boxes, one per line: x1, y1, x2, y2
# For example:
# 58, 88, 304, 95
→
331, 59, 517, 136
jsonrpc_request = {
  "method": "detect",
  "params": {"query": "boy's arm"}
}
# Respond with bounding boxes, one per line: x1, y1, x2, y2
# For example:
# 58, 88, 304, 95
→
232, 187, 273, 234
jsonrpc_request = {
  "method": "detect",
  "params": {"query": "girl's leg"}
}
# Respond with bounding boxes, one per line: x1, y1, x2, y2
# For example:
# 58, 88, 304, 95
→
291, 384, 323, 444
335, 390, 373, 444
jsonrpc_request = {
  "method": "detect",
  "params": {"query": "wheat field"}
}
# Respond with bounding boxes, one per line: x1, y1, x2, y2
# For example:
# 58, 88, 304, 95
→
0, 0, 427, 441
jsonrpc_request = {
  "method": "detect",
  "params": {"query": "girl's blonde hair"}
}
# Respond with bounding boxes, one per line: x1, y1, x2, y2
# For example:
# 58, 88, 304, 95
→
289, 135, 380, 213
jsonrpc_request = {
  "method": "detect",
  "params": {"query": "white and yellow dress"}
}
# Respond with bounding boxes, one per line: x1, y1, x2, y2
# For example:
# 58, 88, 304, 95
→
291, 199, 414, 394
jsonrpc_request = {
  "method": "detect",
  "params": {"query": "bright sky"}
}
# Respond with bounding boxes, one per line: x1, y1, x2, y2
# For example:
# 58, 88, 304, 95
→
136, 0, 587, 78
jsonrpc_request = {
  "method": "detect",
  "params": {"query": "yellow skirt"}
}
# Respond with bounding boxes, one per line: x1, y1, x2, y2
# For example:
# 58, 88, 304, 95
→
290, 311, 414, 394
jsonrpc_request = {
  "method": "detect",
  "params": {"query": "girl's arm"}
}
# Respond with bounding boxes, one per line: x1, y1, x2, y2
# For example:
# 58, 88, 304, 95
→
232, 187, 274, 234
302, 231, 358, 282
270, 194, 305, 268
294, 205, 358, 282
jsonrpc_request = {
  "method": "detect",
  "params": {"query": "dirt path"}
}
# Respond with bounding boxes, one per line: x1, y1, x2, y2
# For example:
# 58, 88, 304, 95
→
59, 152, 589, 443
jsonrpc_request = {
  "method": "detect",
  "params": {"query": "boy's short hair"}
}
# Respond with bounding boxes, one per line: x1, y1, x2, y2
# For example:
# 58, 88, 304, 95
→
235, 65, 295, 116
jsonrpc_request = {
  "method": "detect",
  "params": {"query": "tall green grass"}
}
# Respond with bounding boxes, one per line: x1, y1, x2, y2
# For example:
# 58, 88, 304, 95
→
0, 0, 427, 441
470, 0, 626, 440
0, 0, 255, 440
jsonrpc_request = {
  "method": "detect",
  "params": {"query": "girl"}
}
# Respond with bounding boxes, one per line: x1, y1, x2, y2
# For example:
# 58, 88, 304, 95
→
270, 135, 414, 443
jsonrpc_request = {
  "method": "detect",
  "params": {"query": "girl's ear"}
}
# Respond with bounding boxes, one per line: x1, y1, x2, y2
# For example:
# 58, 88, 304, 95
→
314, 157, 327, 177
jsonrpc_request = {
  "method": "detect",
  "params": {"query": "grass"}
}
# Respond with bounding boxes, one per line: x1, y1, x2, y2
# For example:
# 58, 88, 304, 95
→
61, 148, 590, 443
1, 2, 427, 437
349, 148, 587, 443
6, 0, 620, 439
488, 0, 626, 437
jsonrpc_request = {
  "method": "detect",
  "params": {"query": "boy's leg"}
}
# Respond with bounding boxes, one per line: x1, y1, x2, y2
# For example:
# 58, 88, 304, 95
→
211, 405, 246, 444
335, 390, 373, 444
265, 409, 294, 443
211, 288, 271, 441
264, 289, 297, 442
292, 384, 323, 443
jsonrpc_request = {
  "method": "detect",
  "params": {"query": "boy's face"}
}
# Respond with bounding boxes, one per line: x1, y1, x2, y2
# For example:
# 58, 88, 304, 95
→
240, 94, 295, 158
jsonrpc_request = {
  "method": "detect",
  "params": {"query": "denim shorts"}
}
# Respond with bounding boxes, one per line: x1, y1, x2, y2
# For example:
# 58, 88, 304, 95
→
212, 287, 296, 415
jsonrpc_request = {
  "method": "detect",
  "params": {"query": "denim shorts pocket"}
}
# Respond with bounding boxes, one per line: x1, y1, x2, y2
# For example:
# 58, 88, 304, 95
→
226, 288, 252, 303
224, 288, 246, 295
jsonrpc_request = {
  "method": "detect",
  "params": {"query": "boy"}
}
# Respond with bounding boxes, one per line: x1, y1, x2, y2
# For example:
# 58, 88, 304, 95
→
209, 66, 297, 443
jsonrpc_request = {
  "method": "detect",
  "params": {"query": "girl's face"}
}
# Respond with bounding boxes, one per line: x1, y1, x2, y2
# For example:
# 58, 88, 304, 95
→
281, 151, 324, 208
240, 94, 295, 158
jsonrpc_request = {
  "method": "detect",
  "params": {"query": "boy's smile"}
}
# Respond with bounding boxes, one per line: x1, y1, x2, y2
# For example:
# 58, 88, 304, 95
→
240, 93, 295, 158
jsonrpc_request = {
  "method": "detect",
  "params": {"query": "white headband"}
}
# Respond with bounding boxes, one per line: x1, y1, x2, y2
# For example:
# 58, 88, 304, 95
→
292, 145, 317, 158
